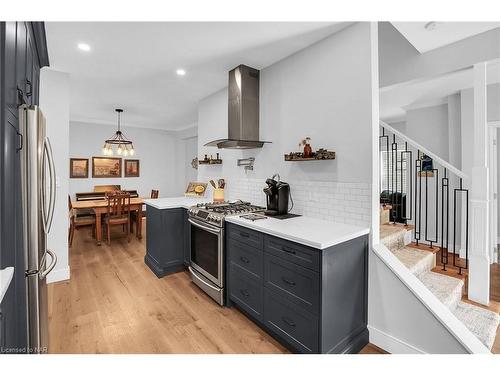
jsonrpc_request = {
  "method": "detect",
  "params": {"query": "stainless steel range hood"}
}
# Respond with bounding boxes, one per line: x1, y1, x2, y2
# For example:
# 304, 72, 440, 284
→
204, 65, 271, 149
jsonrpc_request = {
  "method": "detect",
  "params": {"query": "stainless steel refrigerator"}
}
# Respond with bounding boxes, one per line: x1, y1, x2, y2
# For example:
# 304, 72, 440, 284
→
19, 105, 57, 353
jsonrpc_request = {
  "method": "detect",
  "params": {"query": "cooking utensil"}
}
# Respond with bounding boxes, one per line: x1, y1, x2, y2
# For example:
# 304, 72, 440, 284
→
209, 180, 216, 188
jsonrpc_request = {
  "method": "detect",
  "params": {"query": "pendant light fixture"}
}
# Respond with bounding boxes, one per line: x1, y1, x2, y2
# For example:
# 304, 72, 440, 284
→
102, 109, 135, 156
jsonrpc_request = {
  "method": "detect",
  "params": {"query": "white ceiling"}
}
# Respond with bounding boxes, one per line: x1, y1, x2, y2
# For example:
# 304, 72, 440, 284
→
391, 22, 500, 53
380, 61, 500, 122
46, 22, 350, 130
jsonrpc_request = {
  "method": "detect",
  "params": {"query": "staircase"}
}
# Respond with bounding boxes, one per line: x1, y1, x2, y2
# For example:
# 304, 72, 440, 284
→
380, 218, 499, 351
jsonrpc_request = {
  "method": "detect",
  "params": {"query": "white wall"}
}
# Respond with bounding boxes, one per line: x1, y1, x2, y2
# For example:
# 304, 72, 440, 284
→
197, 23, 375, 226
405, 103, 450, 162
69, 121, 185, 199
448, 93, 462, 169
184, 136, 198, 186
39, 68, 70, 283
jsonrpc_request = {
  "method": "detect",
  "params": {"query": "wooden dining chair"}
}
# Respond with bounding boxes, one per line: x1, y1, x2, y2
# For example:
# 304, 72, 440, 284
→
130, 189, 159, 233
104, 191, 131, 245
68, 195, 96, 247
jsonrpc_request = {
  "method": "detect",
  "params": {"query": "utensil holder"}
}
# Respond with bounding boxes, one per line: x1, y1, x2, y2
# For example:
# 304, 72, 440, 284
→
213, 188, 225, 202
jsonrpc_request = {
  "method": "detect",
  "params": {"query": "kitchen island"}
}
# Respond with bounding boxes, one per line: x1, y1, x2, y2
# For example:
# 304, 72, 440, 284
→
144, 197, 205, 277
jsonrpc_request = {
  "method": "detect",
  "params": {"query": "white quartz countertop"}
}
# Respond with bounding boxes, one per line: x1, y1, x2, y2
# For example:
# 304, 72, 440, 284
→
0, 267, 14, 305
225, 215, 370, 250
144, 196, 207, 209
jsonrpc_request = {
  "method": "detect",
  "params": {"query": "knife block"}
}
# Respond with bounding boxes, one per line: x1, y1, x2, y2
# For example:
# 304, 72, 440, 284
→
213, 188, 225, 202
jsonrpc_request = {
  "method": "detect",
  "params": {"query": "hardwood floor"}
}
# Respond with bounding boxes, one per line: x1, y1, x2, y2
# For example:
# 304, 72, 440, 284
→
48, 223, 383, 354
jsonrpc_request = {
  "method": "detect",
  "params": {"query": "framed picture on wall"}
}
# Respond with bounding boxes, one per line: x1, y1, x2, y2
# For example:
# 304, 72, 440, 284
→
92, 157, 122, 178
124, 159, 140, 177
69, 158, 89, 178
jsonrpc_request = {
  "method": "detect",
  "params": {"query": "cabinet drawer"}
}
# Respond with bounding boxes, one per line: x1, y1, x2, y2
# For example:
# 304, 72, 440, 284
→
229, 265, 263, 322
264, 235, 320, 272
228, 239, 263, 278
264, 253, 319, 314
263, 288, 319, 353
227, 223, 263, 249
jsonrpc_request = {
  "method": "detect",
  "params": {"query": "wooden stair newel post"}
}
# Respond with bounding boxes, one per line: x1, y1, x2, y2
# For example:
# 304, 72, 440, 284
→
468, 62, 491, 305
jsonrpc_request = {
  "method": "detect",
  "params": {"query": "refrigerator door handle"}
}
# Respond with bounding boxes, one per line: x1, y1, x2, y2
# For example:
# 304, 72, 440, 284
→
42, 137, 56, 234
39, 248, 57, 279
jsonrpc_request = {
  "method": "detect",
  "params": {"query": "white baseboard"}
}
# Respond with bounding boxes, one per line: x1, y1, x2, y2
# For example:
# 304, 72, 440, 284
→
47, 266, 70, 284
368, 325, 426, 354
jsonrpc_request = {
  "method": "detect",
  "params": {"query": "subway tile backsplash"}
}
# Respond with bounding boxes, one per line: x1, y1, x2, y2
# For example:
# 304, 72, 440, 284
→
225, 178, 371, 226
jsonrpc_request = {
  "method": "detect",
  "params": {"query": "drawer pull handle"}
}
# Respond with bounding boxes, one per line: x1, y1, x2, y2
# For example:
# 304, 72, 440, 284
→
281, 316, 296, 327
239, 232, 250, 238
281, 277, 296, 286
282, 247, 296, 255
240, 289, 250, 297
240, 256, 250, 264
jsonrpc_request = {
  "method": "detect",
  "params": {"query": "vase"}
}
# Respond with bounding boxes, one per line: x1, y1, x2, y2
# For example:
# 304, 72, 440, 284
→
303, 143, 312, 158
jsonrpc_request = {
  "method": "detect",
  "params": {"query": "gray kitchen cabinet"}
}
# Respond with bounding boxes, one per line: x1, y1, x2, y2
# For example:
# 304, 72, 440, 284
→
226, 222, 369, 354
145, 206, 186, 277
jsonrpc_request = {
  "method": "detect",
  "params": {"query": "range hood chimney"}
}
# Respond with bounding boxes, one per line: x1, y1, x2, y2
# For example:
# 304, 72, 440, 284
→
204, 65, 270, 149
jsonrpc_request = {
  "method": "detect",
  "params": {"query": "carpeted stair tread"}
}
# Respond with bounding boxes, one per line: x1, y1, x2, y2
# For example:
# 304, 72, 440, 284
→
417, 271, 464, 310
380, 224, 413, 252
453, 301, 500, 350
393, 247, 435, 276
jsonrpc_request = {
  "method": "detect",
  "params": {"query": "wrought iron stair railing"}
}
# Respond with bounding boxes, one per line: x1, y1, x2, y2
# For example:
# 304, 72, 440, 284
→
379, 120, 470, 275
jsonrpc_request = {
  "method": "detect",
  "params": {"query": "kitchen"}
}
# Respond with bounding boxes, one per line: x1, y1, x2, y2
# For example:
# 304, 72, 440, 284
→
0, 20, 376, 356
11, 8, 500, 369
144, 62, 370, 354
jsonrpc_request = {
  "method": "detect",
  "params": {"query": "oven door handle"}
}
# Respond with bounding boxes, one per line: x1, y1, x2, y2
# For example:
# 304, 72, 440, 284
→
188, 267, 221, 292
188, 218, 221, 235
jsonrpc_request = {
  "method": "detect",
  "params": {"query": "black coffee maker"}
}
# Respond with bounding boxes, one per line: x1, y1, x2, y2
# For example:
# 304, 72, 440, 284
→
263, 174, 290, 216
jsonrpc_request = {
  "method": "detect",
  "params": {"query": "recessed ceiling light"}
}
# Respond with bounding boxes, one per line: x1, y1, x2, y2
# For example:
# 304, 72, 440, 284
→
424, 22, 439, 31
77, 43, 91, 52
176, 69, 186, 76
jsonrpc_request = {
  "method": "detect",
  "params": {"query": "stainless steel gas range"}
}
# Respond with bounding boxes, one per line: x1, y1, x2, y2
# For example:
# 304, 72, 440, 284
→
187, 200, 264, 305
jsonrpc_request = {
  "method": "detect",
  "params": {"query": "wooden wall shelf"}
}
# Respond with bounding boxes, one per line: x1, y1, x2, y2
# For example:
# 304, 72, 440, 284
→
198, 159, 222, 165
284, 151, 335, 162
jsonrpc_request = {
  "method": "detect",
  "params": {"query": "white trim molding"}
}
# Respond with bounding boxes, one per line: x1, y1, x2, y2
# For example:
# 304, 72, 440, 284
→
368, 325, 425, 354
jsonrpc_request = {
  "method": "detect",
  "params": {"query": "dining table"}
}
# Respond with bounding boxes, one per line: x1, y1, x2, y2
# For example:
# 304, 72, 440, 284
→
71, 197, 145, 245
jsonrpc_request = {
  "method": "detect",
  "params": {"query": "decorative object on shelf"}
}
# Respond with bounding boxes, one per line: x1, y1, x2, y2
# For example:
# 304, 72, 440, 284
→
299, 137, 312, 158
92, 157, 122, 178
315, 148, 336, 159
184, 182, 207, 197
102, 109, 135, 156
70, 158, 89, 178
191, 157, 198, 170
199, 153, 222, 165
124, 159, 140, 177
418, 153, 435, 177
237, 157, 255, 171
284, 148, 336, 161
